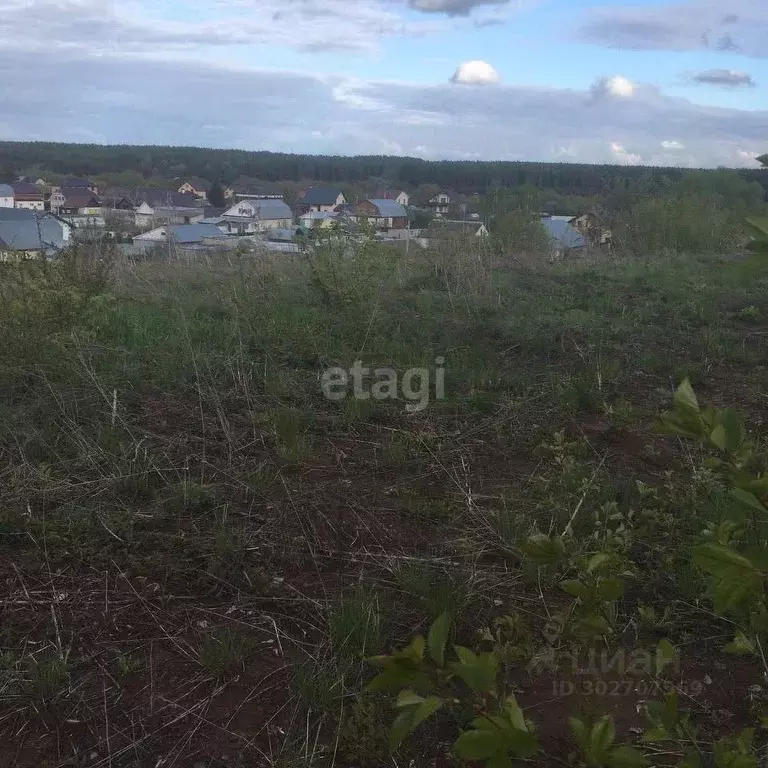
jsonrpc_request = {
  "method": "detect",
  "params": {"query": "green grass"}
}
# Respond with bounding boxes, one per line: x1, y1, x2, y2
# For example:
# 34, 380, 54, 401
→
2, 244, 768, 764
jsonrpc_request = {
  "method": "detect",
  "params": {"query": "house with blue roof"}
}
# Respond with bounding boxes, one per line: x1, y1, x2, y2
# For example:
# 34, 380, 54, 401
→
133, 223, 229, 251
0, 207, 71, 259
541, 216, 587, 257
356, 199, 408, 230
221, 198, 294, 234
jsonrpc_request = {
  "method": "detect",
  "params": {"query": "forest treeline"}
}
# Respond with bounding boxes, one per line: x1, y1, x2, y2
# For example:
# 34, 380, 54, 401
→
2, 141, 767, 200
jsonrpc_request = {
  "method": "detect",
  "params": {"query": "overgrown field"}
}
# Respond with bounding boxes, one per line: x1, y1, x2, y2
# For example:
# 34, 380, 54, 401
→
2, 241, 768, 767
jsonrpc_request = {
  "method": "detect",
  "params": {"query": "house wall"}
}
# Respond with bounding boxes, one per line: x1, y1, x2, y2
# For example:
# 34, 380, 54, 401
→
0, 196, 13, 209
15, 199, 44, 211
395, 192, 410, 206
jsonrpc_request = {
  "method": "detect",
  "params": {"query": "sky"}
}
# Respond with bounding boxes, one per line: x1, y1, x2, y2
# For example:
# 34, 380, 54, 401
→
0, 0, 767, 167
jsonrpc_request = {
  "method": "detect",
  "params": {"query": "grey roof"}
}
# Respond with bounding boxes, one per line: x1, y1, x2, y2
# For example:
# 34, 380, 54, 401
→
170, 224, 228, 243
62, 178, 94, 188
366, 199, 407, 218
300, 187, 343, 206
0, 184, 13, 198
541, 218, 587, 250
12, 183, 41, 196
237, 198, 293, 220
0, 213, 67, 252
132, 188, 200, 208
268, 228, 301, 242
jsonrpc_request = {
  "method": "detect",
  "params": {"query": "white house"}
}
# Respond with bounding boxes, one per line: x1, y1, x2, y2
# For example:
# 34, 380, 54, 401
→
299, 187, 346, 212
0, 184, 13, 209
427, 192, 452, 216
298, 211, 339, 229
178, 180, 208, 200
220, 198, 293, 234
376, 189, 410, 206
12, 183, 44, 211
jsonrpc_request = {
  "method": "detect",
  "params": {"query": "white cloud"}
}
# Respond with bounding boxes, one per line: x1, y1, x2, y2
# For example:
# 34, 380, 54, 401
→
579, 0, 768, 59
0, 50, 763, 168
661, 140, 685, 150
590, 75, 637, 100
450, 60, 501, 85
611, 142, 643, 164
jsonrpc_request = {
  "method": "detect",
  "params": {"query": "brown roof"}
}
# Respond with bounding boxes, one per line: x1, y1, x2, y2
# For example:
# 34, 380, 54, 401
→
61, 191, 100, 208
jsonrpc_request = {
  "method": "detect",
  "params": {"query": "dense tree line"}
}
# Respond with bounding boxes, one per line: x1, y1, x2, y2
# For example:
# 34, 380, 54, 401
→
1, 141, 766, 200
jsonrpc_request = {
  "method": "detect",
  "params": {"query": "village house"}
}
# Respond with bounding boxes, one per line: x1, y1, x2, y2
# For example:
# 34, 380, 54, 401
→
134, 201, 204, 229
542, 216, 587, 259
0, 184, 13, 209
133, 223, 228, 249
298, 211, 338, 230
298, 187, 346, 213
219, 198, 294, 235
424, 219, 488, 242
355, 199, 408, 230
12, 183, 44, 211
60, 178, 99, 195
57, 191, 102, 216
178, 179, 209, 200
426, 191, 453, 216
375, 189, 410, 206
223, 186, 235, 200
0, 208, 71, 260
569, 211, 612, 249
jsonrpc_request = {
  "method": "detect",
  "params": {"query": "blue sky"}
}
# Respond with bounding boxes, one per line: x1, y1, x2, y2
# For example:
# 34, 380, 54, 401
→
0, 0, 766, 166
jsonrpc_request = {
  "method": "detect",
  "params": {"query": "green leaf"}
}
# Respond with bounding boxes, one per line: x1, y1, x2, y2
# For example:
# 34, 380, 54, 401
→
452, 650, 499, 693
608, 746, 649, 768
427, 612, 450, 667
591, 715, 616, 757
454, 729, 502, 760
521, 534, 566, 565
660, 689, 679, 730
710, 424, 727, 451
719, 408, 744, 453
655, 639, 676, 677
642, 726, 669, 743
675, 379, 700, 418
730, 488, 768, 515
725, 631, 756, 656
390, 709, 414, 751
486, 755, 514, 768
597, 577, 625, 601
692, 543, 757, 578
569, 716, 590, 752
588, 552, 616, 573
561, 579, 590, 598
396, 690, 425, 708
389, 695, 443, 750
366, 666, 433, 693
411, 696, 443, 732
576, 614, 613, 638
503, 694, 527, 732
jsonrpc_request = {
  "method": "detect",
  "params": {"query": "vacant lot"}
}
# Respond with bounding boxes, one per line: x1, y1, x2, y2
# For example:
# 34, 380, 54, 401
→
1, 242, 767, 767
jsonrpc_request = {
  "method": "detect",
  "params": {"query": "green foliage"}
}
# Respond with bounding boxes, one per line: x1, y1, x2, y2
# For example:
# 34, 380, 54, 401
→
656, 379, 768, 660
570, 714, 648, 768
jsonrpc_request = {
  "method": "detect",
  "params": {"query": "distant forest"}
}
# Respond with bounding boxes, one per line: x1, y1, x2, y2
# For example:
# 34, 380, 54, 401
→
2, 141, 767, 200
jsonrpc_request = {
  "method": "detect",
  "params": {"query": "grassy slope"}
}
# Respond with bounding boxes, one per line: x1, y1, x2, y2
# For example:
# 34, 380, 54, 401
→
1, 243, 768, 766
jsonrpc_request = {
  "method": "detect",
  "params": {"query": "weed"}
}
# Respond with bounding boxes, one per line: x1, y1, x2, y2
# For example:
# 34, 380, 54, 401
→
197, 629, 252, 678
328, 589, 385, 661
24, 656, 70, 702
